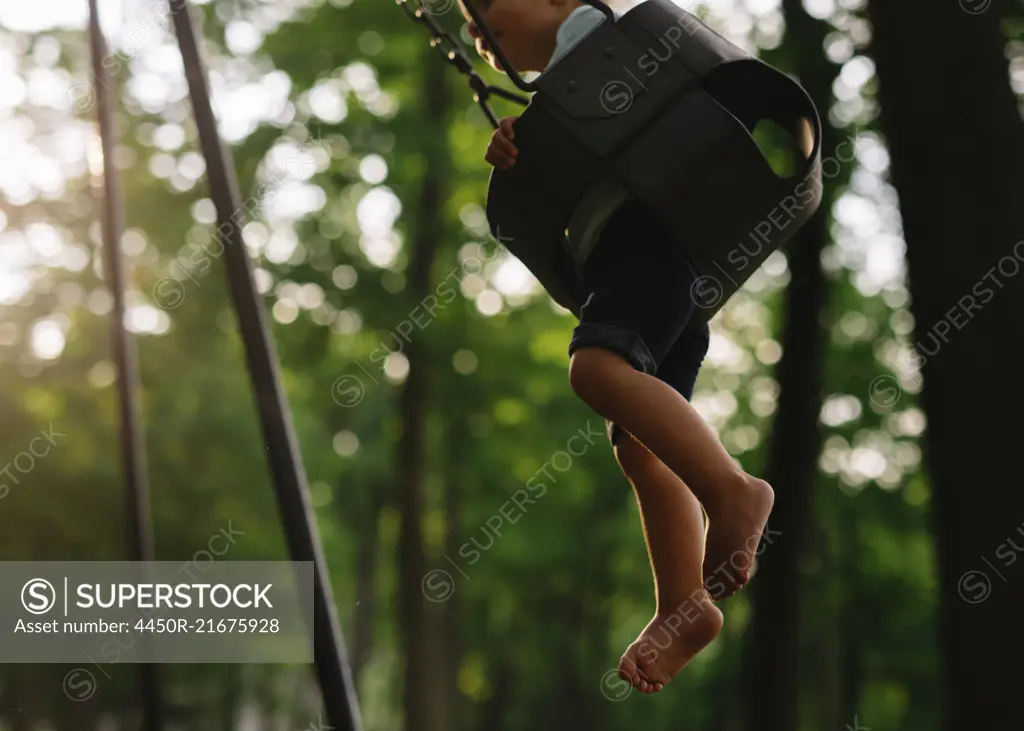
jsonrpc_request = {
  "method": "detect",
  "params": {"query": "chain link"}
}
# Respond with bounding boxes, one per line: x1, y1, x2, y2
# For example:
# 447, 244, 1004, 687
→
395, 0, 529, 128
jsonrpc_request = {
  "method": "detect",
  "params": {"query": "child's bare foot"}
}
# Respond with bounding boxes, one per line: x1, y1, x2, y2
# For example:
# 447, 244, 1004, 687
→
702, 475, 774, 600
617, 595, 723, 693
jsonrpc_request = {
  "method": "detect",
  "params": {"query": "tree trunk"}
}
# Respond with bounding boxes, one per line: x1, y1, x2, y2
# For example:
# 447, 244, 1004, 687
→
438, 415, 466, 731
817, 519, 843, 731
478, 660, 513, 731
744, 3, 839, 730
219, 667, 243, 731
840, 624, 864, 731
350, 481, 383, 683
866, 3, 1024, 729
397, 43, 450, 731
6, 669, 33, 731
555, 598, 590, 731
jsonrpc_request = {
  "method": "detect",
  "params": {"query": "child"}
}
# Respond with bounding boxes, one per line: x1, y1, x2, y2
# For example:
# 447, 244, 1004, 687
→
458, 0, 775, 694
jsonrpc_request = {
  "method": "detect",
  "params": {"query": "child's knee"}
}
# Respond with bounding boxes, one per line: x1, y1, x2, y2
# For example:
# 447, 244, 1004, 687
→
573, 344, 634, 395
568, 347, 602, 400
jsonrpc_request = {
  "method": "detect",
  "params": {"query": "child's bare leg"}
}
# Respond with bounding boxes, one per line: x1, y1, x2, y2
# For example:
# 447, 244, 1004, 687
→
570, 347, 774, 598
613, 430, 723, 693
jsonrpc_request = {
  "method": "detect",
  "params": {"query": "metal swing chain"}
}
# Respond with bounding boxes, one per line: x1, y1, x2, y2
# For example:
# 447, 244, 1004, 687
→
395, 0, 529, 128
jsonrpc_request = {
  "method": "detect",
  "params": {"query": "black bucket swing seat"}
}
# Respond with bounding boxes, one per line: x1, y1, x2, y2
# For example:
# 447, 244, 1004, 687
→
462, 0, 824, 321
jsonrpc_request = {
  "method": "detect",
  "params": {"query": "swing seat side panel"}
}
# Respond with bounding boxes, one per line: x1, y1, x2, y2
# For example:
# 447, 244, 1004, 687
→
609, 64, 823, 316
485, 98, 598, 316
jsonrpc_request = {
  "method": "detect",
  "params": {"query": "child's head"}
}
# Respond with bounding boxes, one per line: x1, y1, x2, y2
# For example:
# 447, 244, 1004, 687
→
458, 0, 582, 74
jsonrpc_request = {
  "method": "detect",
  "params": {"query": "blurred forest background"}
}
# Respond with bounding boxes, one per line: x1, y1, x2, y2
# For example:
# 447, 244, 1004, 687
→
1, 0, 1023, 729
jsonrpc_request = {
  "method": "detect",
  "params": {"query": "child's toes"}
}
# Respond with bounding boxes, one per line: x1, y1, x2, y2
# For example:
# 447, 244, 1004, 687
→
637, 660, 668, 688
637, 667, 663, 693
618, 656, 638, 684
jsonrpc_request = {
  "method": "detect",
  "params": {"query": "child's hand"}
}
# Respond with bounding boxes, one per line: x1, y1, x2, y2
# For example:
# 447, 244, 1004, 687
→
486, 116, 518, 170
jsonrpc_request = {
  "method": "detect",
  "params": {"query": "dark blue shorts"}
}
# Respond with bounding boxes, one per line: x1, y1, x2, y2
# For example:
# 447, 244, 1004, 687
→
567, 199, 710, 446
